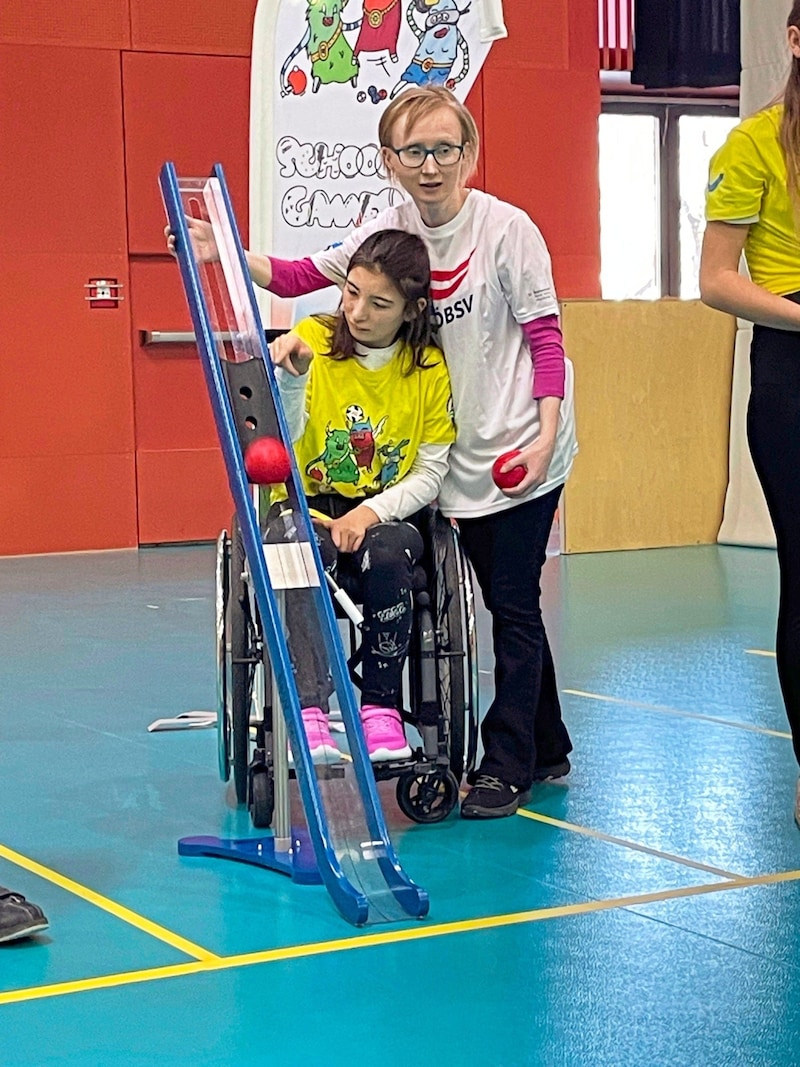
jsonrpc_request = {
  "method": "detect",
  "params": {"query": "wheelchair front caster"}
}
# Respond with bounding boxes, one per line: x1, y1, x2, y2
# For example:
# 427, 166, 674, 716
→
396, 768, 459, 823
249, 768, 274, 829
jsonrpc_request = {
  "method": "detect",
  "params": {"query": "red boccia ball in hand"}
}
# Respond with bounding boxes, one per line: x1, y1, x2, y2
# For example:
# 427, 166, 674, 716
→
492, 450, 526, 490
244, 436, 292, 485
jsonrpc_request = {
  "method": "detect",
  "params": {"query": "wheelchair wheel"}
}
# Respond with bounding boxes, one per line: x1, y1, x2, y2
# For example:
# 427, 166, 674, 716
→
396, 768, 459, 823
215, 531, 232, 783
428, 510, 474, 782
229, 519, 252, 804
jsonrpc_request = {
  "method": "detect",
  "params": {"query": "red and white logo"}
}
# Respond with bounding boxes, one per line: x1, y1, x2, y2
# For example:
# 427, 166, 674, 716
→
430, 249, 474, 301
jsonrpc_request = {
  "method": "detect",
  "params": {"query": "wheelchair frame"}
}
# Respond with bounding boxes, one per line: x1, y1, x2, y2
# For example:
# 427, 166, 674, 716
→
215, 504, 479, 825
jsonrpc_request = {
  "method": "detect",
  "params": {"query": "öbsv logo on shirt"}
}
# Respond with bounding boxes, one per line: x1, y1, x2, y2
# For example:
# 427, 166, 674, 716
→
429, 249, 475, 328
431, 294, 474, 329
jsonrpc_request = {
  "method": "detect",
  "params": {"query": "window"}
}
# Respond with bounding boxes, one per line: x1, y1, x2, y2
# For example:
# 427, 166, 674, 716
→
599, 103, 738, 299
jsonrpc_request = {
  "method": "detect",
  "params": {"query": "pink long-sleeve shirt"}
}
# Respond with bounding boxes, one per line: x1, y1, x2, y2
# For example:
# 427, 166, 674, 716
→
267, 256, 565, 398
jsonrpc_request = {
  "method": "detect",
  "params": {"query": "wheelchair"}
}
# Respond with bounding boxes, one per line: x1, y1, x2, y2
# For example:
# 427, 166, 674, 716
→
215, 503, 479, 826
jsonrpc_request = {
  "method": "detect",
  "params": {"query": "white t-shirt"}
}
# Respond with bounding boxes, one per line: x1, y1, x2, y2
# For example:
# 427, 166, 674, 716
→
312, 189, 578, 519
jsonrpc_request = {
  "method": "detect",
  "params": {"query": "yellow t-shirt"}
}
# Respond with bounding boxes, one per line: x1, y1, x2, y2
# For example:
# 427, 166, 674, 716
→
289, 316, 455, 500
706, 104, 800, 295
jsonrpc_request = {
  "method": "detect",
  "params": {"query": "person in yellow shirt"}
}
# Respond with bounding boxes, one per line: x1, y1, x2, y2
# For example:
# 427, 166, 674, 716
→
269, 229, 455, 762
700, 0, 800, 829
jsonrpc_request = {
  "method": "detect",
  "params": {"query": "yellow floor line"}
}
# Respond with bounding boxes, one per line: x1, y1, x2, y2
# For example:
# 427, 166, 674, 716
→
4, 869, 800, 1008
0, 844, 218, 962
745, 648, 776, 658
563, 688, 792, 740
516, 809, 741, 879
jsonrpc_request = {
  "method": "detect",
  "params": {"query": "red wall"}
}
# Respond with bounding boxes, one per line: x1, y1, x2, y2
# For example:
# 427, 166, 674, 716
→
0, 0, 599, 556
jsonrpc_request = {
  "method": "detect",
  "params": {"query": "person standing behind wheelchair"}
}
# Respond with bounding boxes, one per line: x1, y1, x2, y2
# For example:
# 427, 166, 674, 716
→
268, 229, 455, 764
700, 1, 800, 829
170, 86, 578, 819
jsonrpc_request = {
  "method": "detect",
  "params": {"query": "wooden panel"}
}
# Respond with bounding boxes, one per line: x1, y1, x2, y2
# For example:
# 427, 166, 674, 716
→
0, 45, 127, 254
561, 300, 737, 553
130, 0, 257, 55
0, 454, 137, 555
122, 52, 251, 254
129, 259, 221, 452
0, 253, 134, 458
136, 448, 232, 544
0, 0, 130, 49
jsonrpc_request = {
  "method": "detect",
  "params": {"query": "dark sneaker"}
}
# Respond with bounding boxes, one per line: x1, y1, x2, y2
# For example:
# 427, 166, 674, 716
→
532, 758, 571, 783
461, 774, 531, 819
0, 889, 49, 944
795, 777, 800, 831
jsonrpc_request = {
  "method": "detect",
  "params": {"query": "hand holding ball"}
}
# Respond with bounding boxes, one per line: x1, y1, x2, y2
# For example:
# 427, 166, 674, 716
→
244, 436, 292, 485
492, 450, 526, 490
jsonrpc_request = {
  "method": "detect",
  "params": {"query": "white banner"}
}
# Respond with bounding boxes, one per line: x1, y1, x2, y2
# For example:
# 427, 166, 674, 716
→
251, 0, 505, 325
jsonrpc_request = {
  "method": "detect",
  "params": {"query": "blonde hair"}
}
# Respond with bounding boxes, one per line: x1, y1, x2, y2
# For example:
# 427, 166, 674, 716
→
781, 2, 800, 205
378, 87, 480, 180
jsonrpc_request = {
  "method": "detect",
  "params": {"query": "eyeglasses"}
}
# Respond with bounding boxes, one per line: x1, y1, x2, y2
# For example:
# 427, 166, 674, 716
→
387, 143, 465, 169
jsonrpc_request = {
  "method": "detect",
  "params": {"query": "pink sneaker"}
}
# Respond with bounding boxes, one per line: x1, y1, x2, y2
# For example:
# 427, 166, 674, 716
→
360, 705, 411, 762
296, 706, 340, 764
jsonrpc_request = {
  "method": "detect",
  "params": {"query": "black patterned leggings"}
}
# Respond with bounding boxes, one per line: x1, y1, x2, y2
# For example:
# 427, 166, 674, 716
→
748, 311, 800, 765
283, 502, 423, 710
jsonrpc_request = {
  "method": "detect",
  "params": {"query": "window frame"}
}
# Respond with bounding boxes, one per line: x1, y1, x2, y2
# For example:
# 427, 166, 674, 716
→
601, 99, 739, 297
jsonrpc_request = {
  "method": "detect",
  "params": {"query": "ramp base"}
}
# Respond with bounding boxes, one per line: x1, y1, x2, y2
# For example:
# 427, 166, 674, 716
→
178, 830, 322, 884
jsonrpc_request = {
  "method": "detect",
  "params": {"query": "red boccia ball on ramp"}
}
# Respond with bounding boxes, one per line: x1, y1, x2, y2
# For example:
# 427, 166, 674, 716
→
491, 450, 526, 490
244, 436, 292, 485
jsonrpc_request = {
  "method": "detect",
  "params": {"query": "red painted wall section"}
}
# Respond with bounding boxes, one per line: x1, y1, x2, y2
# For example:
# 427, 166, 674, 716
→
123, 52, 251, 254
0, 43, 137, 554
129, 0, 257, 55
477, 0, 601, 299
0, 0, 131, 49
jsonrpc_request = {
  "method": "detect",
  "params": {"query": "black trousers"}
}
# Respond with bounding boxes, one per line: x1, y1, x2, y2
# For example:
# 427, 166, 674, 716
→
456, 486, 572, 790
747, 310, 800, 765
278, 497, 423, 710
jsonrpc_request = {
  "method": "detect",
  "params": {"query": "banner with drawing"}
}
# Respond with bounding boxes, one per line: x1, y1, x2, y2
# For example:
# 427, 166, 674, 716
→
250, 0, 507, 325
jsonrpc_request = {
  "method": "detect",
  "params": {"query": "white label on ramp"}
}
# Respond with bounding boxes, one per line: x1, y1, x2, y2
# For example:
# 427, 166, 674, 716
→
263, 542, 320, 589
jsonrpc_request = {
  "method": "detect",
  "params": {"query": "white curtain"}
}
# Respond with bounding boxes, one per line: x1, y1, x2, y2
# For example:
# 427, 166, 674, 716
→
718, 0, 790, 546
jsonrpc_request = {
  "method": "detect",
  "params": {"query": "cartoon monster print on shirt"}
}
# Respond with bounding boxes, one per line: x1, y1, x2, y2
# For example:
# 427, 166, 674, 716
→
346, 404, 387, 472
306, 425, 360, 485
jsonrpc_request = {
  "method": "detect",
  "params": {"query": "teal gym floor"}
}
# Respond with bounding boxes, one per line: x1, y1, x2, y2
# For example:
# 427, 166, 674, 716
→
1, 541, 799, 1065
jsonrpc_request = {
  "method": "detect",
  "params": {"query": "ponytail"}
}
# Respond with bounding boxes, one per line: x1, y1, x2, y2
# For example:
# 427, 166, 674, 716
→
781, 3, 800, 207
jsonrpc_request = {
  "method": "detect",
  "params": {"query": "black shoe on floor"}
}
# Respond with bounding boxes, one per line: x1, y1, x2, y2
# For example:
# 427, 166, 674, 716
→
532, 757, 571, 783
461, 774, 531, 819
0, 889, 49, 944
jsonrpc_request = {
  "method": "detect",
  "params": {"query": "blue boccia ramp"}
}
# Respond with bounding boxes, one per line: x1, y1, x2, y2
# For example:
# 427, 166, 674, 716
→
160, 162, 429, 926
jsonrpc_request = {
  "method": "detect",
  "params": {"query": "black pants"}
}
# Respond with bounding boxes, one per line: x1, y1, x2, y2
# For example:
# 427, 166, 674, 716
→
747, 311, 800, 765
456, 486, 572, 790
279, 498, 423, 710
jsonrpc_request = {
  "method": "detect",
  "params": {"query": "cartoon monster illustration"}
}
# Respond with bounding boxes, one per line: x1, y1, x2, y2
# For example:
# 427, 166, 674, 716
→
345, 403, 387, 471
306, 425, 360, 485
353, 0, 402, 63
280, 0, 361, 96
377, 438, 410, 486
392, 0, 470, 97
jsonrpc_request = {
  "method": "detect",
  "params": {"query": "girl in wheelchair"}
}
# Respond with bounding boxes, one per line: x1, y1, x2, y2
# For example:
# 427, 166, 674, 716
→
268, 229, 455, 762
